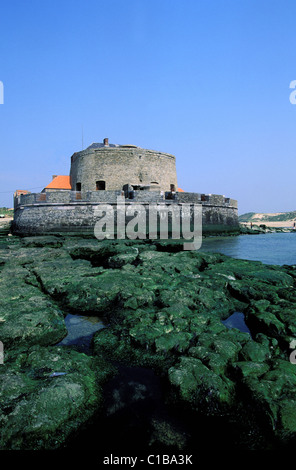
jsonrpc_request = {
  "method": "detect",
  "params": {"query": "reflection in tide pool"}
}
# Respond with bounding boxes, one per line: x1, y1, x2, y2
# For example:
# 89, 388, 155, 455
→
200, 232, 296, 266
222, 312, 252, 338
57, 313, 105, 354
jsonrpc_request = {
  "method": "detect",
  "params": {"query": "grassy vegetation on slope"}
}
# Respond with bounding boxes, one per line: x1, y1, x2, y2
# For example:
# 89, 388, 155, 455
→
239, 211, 296, 223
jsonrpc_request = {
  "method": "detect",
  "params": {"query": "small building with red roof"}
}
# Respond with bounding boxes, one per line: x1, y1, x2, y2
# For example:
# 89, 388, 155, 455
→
43, 175, 71, 192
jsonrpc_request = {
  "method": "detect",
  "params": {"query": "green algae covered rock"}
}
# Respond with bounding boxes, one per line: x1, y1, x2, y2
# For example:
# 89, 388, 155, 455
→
279, 400, 296, 440
0, 345, 115, 450
0, 263, 67, 350
239, 334, 275, 363
2, 235, 296, 448
168, 356, 235, 411
21, 235, 64, 248
232, 359, 296, 440
233, 361, 270, 379
245, 300, 287, 338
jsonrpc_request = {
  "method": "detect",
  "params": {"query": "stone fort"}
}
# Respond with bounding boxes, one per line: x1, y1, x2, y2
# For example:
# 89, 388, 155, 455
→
13, 138, 239, 236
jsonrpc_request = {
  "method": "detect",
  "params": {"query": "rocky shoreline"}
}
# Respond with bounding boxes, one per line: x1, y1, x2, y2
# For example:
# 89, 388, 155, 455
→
239, 223, 296, 235
1, 233, 296, 451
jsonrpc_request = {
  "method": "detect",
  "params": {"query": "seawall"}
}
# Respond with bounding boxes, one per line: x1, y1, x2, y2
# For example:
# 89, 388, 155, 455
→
12, 191, 239, 237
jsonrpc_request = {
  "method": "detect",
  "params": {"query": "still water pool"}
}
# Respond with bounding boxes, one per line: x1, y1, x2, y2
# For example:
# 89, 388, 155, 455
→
56, 313, 105, 354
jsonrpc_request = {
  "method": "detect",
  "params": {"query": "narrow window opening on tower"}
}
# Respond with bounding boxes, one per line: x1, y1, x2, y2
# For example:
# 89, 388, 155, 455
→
170, 184, 175, 192
76, 183, 81, 191
96, 180, 106, 190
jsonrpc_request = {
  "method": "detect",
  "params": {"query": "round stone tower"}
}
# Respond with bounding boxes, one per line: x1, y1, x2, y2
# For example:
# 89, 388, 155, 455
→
70, 138, 178, 192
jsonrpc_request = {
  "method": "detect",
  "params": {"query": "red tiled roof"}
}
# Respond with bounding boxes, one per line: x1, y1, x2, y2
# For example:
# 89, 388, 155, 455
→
178, 188, 185, 192
45, 175, 71, 190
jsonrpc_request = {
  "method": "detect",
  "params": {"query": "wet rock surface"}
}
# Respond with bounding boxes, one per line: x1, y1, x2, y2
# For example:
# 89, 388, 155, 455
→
1, 234, 296, 450
0, 345, 112, 450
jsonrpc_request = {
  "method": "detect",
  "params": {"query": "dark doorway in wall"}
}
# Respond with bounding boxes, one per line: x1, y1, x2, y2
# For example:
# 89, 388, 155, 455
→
96, 181, 106, 190
76, 183, 81, 191
170, 184, 175, 192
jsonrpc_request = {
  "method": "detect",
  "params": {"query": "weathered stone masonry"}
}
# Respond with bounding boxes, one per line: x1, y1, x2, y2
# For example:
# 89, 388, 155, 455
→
13, 191, 238, 235
70, 142, 178, 193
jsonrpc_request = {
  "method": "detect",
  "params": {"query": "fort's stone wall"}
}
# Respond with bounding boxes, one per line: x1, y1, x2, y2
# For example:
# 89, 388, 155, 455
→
13, 191, 239, 236
70, 147, 178, 193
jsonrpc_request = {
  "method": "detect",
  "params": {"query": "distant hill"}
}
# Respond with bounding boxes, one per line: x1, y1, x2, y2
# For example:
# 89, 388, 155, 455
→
238, 212, 256, 222
239, 211, 296, 226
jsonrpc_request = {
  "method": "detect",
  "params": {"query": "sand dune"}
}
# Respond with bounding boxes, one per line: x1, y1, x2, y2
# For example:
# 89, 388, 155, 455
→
241, 220, 296, 228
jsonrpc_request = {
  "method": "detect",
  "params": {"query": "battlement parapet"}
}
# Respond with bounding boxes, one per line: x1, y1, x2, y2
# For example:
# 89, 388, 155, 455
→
14, 190, 238, 209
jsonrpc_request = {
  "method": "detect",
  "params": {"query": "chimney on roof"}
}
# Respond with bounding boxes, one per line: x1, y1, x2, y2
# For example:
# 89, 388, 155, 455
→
52, 175, 57, 180
103, 138, 109, 147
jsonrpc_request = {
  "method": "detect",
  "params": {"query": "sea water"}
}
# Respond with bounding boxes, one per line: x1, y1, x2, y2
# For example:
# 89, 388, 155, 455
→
201, 232, 296, 336
200, 232, 296, 266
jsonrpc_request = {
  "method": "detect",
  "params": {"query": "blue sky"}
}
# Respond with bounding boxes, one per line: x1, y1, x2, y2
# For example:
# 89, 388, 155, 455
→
0, 0, 296, 214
